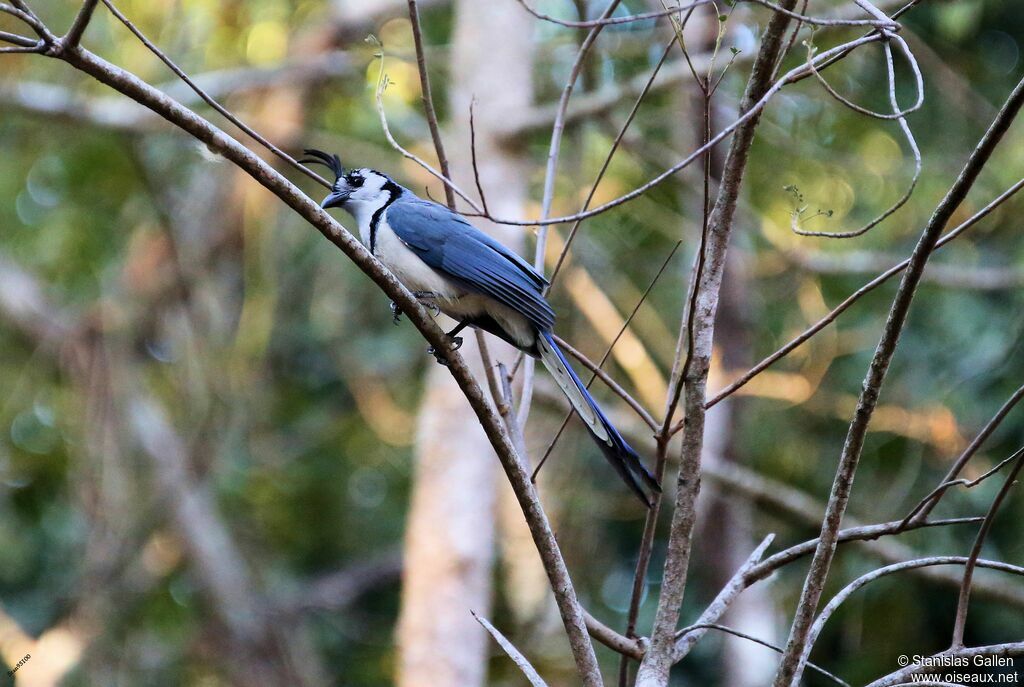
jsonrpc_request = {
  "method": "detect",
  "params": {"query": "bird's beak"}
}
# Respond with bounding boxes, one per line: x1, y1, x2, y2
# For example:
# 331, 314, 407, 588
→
321, 190, 349, 209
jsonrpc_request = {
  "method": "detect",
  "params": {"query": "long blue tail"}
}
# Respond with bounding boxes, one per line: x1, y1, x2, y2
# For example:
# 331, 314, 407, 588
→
537, 331, 661, 507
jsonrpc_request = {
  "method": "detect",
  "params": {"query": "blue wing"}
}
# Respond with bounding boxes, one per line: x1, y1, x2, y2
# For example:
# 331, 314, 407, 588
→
386, 197, 555, 332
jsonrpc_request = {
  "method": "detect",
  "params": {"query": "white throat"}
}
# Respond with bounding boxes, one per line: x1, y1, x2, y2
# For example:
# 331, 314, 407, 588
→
343, 194, 392, 246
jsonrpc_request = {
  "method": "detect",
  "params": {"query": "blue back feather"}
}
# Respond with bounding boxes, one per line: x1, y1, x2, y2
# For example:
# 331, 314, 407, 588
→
386, 196, 555, 331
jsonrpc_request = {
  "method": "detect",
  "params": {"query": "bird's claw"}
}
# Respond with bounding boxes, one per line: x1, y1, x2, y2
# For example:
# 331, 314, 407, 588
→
427, 335, 464, 366
390, 292, 440, 323
428, 346, 450, 366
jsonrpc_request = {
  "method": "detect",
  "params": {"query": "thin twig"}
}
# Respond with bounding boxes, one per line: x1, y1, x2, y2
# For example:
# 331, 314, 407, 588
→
421, 33, 889, 228
636, 4, 800, 684
551, 337, 659, 431
950, 446, 1024, 648
372, 52, 485, 212
901, 381, 1024, 526
675, 624, 850, 687
98, 0, 331, 189
505, 0, 910, 139
472, 611, 550, 687
772, 73, 1024, 687
517, 0, 624, 431
792, 557, 1024, 685
0, 29, 37, 47
792, 38, 921, 239
672, 534, 775, 661
705, 175, 1024, 410
63, 0, 100, 48
548, 35, 679, 288
514, 0, 898, 30
532, 242, 682, 480
468, 101, 490, 214
406, 0, 453, 208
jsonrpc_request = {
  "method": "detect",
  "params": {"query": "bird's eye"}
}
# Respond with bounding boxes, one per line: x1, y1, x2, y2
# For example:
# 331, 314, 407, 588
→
346, 174, 364, 188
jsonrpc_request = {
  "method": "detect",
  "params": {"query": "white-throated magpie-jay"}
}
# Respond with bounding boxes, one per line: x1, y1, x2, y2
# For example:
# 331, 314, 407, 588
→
303, 149, 660, 506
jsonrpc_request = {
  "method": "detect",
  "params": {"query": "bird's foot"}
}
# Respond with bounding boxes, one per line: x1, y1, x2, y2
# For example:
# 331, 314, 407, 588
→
413, 291, 442, 316
426, 335, 464, 366
390, 291, 441, 324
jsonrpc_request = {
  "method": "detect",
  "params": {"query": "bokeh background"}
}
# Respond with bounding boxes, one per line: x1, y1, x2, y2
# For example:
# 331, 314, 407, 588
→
1, 0, 1023, 685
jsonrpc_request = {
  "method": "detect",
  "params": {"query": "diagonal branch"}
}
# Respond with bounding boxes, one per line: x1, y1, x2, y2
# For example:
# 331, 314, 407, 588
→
866, 641, 1024, 687
634, 4, 799, 685
706, 175, 1024, 409
472, 611, 550, 687
99, 0, 330, 189
672, 534, 775, 662
63, 0, 99, 48
24, 37, 605, 687
950, 446, 1024, 648
772, 73, 1024, 687
406, 0, 453, 208
794, 557, 1024, 685
901, 381, 1024, 526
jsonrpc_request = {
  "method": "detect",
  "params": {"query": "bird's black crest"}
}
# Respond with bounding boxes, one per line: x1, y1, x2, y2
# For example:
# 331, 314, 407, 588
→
301, 148, 345, 179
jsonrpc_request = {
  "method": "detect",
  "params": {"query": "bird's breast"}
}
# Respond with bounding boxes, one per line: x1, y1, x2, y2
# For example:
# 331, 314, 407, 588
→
372, 220, 460, 298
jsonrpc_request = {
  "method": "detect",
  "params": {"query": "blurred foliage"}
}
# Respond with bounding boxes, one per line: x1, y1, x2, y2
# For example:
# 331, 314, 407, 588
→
1, 0, 1024, 685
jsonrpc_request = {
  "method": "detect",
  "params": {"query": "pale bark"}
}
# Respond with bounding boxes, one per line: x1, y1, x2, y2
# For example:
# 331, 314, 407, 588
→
395, 3, 534, 686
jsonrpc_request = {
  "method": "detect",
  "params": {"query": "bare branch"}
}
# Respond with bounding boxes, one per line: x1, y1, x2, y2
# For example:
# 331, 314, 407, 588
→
516, 0, 625, 432
472, 611, 549, 687
504, 0, 909, 138
950, 446, 1024, 647
0, 29, 37, 47
406, 0, 453, 207
772, 73, 1024, 687
807, 34, 923, 121
535, 0, 623, 267
514, 0, 708, 29
395, 32, 887, 229
552, 336, 659, 431
0, 2, 50, 40
675, 624, 850, 687
532, 242, 682, 479
866, 642, 1024, 687
373, 52, 485, 212
548, 36, 679, 288
792, 38, 922, 239
706, 175, 1024, 409
793, 557, 1024, 685
585, 611, 647, 660
514, 0, 899, 30
63, 0, 100, 48
636, 4, 800, 684
99, 0, 330, 189
0, 43, 42, 53
694, 456, 1022, 606
672, 535, 775, 661
902, 382, 1024, 526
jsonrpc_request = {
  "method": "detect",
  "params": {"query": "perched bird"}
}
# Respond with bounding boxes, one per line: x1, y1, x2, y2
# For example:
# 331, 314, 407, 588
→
302, 149, 660, 507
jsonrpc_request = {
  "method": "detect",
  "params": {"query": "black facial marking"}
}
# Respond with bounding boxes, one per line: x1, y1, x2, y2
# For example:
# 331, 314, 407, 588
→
369, 178, 404, 255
